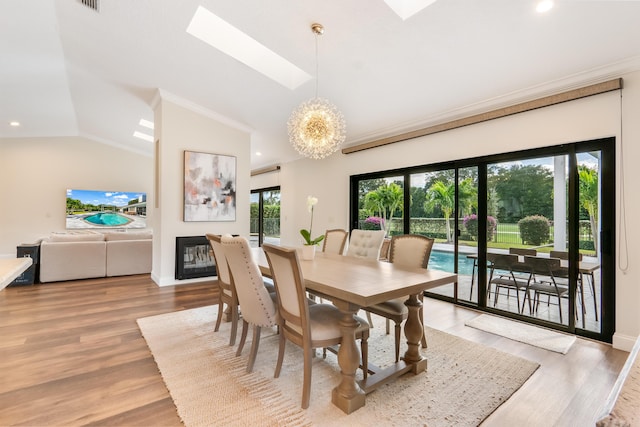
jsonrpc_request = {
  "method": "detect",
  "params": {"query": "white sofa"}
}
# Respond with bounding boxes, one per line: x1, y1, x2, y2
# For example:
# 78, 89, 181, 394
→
39, 230, 152, 283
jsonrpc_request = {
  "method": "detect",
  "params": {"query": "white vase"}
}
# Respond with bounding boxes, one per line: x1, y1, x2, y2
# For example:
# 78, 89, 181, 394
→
301, 244, 316, 260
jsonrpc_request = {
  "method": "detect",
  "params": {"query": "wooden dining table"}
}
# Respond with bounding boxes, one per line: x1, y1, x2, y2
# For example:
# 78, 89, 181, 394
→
252, 247, 457, 414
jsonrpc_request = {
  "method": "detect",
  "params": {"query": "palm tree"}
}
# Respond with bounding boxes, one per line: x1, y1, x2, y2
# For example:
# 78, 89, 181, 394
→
364, 183, 403, 235
579, 165, 599, 253
425, 180, 455, 242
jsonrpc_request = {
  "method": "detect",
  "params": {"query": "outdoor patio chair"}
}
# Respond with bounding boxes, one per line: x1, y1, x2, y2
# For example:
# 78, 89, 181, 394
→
487, 253, 530, 313
521, 255, 570, 323
550, 250, 597, 322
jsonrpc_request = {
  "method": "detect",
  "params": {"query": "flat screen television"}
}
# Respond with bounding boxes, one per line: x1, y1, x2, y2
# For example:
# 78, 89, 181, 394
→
66, 189, 147, 229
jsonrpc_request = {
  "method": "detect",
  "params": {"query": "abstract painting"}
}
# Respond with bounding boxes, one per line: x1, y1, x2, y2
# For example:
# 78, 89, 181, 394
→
184, 151, 236, 222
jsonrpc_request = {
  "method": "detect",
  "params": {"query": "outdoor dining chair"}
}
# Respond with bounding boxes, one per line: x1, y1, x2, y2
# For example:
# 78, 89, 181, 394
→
521, 255, 570, 323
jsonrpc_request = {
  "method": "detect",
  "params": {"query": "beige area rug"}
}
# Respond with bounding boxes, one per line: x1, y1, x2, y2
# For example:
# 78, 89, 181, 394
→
465, 314, 577, 354
137, 306, 539, 427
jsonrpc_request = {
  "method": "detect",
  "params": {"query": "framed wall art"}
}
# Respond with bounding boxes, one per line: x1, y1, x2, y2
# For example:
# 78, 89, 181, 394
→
184, 150, 236, 222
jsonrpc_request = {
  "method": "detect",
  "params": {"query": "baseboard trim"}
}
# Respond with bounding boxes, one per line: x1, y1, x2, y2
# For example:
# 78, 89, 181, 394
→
612, 332, 638, 352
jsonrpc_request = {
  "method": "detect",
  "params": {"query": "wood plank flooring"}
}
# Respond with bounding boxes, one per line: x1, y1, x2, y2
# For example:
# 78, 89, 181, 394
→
0, 274, 628, 426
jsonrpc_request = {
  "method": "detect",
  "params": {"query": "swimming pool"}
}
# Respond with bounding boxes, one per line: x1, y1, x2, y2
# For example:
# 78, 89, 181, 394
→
84, 212, 131, 226
428, 250, 475, 275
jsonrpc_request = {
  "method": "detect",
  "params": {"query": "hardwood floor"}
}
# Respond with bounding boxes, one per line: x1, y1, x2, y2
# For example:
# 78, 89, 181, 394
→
0, 275, 628, 426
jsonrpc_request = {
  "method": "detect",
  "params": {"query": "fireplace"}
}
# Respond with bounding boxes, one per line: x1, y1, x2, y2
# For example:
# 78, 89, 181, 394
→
175, 236, 217, 280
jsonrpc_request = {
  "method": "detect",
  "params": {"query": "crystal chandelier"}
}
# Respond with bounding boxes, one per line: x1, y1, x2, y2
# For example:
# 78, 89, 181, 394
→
288, 23, 346, 160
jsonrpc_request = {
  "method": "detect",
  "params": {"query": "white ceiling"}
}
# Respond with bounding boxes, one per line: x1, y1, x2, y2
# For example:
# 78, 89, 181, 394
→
2, 0, 640, 169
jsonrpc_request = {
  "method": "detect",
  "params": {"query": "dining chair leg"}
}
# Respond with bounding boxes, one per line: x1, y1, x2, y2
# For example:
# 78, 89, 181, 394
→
246, 325, 262, 373
274, 332, 286, 378
214, 301, 224, 332
366, 311, 374, 328
229, 304, 239, 346
302, 345, 313, 409
386, 318, 390, 335
236, 319, 249, 357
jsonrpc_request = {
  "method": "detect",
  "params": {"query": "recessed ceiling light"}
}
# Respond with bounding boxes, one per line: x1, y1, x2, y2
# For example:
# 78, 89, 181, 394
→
536, 0, 554, 13
256, 152, 262, 156
133, 131, 154, 142
139, 119, 154, 130
9, 121, 20, 127
186, 6, 312, 90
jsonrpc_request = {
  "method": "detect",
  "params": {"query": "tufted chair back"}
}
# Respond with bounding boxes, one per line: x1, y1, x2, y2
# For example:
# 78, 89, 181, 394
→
345, 229, 386, 260
221, 235, 277, 328
389, 234, 435, 269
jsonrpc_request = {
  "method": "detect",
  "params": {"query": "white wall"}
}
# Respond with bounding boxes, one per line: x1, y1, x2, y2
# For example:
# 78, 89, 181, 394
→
0, 136, 152, 256
253, 71, 640, 351
151, 97, 251, 286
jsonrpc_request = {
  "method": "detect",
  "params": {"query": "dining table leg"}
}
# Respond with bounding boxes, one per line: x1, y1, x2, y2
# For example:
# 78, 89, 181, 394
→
331, 300, 366, 414
403, 293, 428, 373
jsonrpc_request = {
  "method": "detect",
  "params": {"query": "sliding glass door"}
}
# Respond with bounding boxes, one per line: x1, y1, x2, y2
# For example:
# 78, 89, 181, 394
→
250, 187, 280, 247
350, 138, 615, 342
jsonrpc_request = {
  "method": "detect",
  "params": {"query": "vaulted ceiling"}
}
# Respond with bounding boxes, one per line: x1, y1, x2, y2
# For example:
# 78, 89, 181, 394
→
3, 1, 640, 169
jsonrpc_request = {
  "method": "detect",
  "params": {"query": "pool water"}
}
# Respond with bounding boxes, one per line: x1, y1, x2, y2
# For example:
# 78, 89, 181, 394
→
428, 250, 475, 275
84, 212, 131, 226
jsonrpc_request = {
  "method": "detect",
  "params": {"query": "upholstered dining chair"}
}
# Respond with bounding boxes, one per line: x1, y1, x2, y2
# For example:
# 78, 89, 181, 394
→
262, 243, 370, 409
322, 229, 348, 255
206, 233, 240, 346
364, 234, 434, 362
345, 229, 386, 260
221, 235, 279, 373
345, 229, 387, 328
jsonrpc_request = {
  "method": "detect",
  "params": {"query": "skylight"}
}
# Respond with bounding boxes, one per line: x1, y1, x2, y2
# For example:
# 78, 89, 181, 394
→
133, 131, 153, 142
186, 6, 312, 90
383, 0, 438, 20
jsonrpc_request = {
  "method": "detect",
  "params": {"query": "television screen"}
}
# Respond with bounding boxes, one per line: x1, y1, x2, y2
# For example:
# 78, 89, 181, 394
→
66, 189, 147, 229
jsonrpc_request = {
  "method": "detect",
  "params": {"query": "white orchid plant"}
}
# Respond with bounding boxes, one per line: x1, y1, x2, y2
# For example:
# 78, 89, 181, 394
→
300, 196, 325, 246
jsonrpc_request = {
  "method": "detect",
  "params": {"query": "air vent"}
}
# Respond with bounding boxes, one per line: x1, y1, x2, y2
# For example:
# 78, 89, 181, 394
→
79, 0, 99, 12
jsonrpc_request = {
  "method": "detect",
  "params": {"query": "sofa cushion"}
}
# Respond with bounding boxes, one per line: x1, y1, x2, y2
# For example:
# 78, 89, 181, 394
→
49, 233, 105, 242
103, 231, 152, 241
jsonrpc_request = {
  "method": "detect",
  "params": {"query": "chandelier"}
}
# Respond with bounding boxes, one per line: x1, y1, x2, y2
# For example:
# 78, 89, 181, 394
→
288, 23, 346, 160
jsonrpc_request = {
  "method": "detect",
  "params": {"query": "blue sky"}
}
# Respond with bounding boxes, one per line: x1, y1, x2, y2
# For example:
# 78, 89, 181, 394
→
66, 189, 145, 206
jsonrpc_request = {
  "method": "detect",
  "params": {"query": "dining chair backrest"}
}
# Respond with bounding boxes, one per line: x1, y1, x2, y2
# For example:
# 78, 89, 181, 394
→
509, 247, 537, 257
388, 234, 434, 269
322, 229, 348, 255
221, 235, 277, 328
550, 250, 583, 261
523, 255, 565, 278
345, 229, 386, 260
206, 233, 232, 296
487, 253, 520, 272
262, 244, 309, 332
